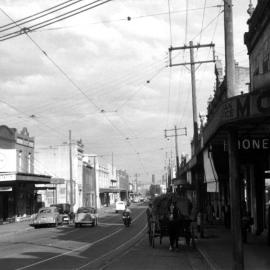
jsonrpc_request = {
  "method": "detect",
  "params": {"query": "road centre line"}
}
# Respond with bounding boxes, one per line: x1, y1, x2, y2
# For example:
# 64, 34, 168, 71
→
15, 228, 123, 270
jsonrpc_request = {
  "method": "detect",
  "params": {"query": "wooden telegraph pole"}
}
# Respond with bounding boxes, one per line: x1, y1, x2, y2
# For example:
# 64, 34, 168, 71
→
224, 1, 244, 269
169, 41, 215, 236
169, 42, 215, 151
69, 130, 73, 206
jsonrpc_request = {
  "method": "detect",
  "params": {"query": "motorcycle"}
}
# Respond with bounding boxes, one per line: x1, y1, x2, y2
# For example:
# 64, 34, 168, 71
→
122, 211, 131, 227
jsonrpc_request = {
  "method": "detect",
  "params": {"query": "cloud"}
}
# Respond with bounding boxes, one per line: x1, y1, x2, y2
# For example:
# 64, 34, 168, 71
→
0, 0, 254, 182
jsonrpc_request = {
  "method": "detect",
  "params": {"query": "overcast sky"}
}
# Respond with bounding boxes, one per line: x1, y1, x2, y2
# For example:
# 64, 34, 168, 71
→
0, 0, 256, 184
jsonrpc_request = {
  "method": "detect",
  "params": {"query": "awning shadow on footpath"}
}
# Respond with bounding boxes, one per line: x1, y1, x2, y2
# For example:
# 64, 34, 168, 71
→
196, 224, 270, 270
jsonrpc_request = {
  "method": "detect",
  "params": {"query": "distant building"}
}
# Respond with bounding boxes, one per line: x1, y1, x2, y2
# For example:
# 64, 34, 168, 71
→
35, 140, 84, 212
152, 174, 155, 184
83, 155, 128, 207
117, 169, 129, 201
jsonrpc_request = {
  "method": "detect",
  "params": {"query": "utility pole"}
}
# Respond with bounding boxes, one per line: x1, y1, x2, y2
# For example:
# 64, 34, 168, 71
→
224, 1, 243, 269
164, 126, 187, 179
169, 42, 215, 153
93, 156, 99, 209
69, 130, 73, 206
134, 173, 139, 193
112, 152, 114, 176
169, 41, 215, 237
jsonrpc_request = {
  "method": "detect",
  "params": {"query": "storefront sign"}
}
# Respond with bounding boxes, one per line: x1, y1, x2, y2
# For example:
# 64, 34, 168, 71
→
0, 187, 12, 191
0, 173, 16, 181
0, 149, 17, 172
16, 138, 34, 148
238, 138, 270, 150
204, 89, 270, 145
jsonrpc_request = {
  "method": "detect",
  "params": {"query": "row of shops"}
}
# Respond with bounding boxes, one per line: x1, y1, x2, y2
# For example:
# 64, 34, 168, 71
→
176, 0, 270, 241
0, 125, 130, 222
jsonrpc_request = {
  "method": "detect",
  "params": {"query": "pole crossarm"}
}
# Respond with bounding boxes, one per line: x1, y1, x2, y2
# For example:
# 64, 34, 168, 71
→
169, 43, 214, 51
164, 127, 187, 138
170, 60, 215, 67
168, 42, 216, 68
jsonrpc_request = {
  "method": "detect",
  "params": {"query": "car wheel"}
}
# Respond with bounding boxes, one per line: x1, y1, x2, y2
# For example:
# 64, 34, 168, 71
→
92, 219, 97, 227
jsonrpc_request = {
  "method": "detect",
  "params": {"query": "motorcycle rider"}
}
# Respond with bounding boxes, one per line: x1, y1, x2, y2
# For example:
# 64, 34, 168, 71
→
123, 205, 132, 216
122, 205, 132, 225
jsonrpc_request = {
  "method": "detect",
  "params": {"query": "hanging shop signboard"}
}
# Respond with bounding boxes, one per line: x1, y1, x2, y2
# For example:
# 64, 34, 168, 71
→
203, 89, 270, 146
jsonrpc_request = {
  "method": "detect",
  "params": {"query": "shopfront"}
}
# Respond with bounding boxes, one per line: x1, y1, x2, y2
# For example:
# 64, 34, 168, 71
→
0, 172, 51, 221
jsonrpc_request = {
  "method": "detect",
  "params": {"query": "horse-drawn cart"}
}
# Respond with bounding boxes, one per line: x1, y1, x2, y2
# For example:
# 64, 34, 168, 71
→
148, 193, 196, 249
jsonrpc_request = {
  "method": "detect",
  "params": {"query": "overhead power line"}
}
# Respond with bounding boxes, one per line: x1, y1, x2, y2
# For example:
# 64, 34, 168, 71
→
0, 4, 222, 42
0, 0, 84, 31
0, 0, 114, 41
0, 2, 150, 175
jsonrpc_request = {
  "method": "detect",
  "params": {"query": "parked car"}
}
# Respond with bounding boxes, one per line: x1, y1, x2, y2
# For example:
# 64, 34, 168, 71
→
115, 201, 126, 213
30, 206, 62, 229
50, 203, 72, 224
74, 207, 98, 227
132, 197, 140, 203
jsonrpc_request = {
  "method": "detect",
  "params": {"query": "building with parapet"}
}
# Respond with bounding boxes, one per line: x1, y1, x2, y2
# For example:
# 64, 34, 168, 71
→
34, 140, 84, 212
0, 125, 51, 222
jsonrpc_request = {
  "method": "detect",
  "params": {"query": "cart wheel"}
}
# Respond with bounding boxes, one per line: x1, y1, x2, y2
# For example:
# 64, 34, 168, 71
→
148, 232, 152, 246
152, 235, 155, 248
151, 222, 156, 248
185, 235, 191, 247
191, 227, 196, 248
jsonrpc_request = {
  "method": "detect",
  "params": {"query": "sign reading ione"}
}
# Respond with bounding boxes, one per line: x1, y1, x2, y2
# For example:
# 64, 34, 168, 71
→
238, 138, 270, 150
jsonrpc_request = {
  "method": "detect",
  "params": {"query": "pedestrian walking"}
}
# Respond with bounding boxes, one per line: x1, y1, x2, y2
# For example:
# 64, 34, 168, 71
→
146, 202, 153, 233
168, 202, 180, 251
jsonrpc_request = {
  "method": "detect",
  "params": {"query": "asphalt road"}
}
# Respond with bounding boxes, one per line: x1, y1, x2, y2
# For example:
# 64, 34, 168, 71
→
0, 205, 147, 270
0, 204, 209, 270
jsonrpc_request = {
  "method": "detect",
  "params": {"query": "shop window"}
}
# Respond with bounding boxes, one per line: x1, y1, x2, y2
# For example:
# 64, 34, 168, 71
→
28, 153, 31, 173
18, 150, 22, 172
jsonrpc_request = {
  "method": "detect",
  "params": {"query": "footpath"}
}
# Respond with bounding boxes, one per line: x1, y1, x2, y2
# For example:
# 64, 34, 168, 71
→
0, 207, 269, 269
196, 224, 270, 270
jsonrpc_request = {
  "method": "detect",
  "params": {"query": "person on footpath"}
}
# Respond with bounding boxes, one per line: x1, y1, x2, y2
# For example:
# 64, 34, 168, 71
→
168, 202, 180, 251
146, 202, 153, 233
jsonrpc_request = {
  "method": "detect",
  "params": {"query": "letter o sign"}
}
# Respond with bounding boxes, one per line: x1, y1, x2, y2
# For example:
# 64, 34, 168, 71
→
242, 139, 250, 150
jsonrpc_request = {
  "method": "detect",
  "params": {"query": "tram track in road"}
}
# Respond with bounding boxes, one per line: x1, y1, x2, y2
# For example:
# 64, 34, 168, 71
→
15, 227, 124, 270
78, 225, 147, 270
11, 207, 147, 270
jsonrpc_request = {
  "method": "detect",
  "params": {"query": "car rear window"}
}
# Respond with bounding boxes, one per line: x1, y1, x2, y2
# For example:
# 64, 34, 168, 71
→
78, 208, 90, 213
39, 209, 52, 214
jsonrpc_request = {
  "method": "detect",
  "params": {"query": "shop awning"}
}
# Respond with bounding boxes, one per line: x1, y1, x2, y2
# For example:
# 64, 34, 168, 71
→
0, 172, 51, 184
203, 148, 219, 192
99, 188, 121, 193
34, 186, 56, 190
0, 186, 12, 192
